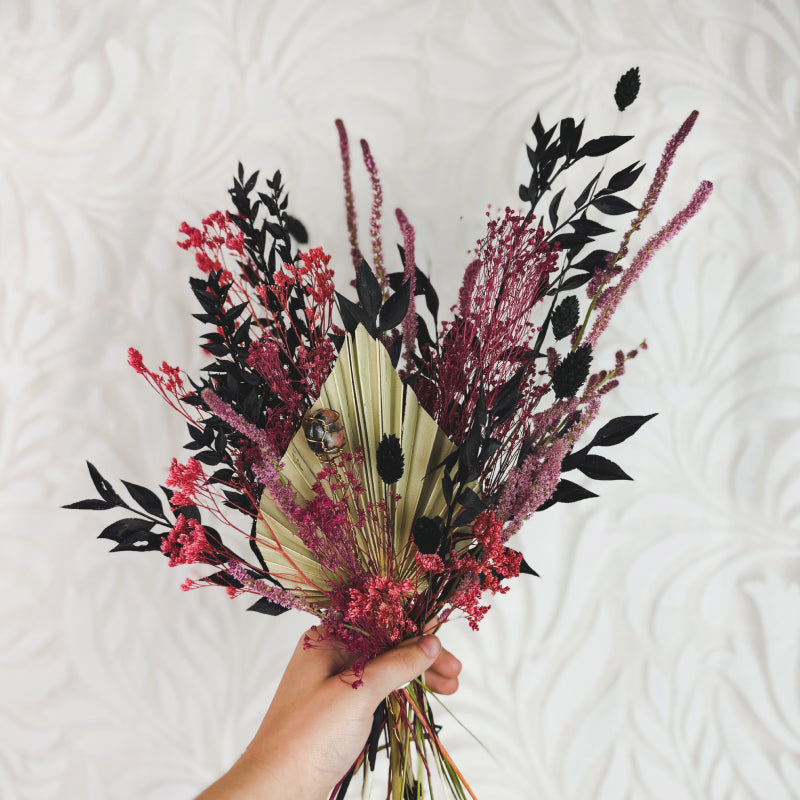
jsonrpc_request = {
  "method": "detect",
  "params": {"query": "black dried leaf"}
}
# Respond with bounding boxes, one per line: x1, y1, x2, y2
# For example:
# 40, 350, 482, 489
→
202, 341, 229, 357
455, 487, 485, 525
121, 480, 166, 519
248, 597, 290, 616
494, 367, 526, 409
368, 702, 386, 771
63, 498, 116, 511
336, 291, 372, 336
559, 445, 588, 472
571, 217, 614, 237
531, 113, 551, 148
549, 232, 591, 250
589, 413, 657, 447
577, 135, 633, 158
552, 295, 580, 340
577, 454, 633, 481
387, 336, 402, 368
574, 170, 602, 210
615, 67, 640, 111
571, 249, 614, 273
551, 479, 598, 504
243, 170, 259, 194
592, 195, 638, 215
547, 272, 592, 294
233, 319, 252, 347
414, 267, 439, 323
552, 343, 592, 399
376, 434, 404, 484
411, 516, 445, 555
284, 214, 308, 244
265, 221, 285, 241
378, 280, 411, 332
607, 162, 645, 193
99, 518, 161, 552
356, 259, 382, 321
335, 765, 356, 800
195, 450, 222, 466
87, 462, 123, 506
480, 437, 502, 461
202, 571, 242, 589
329, 332, 345, 353
559, 117, 577, 157
548, 187, 565, 229
172, 503, 201, 522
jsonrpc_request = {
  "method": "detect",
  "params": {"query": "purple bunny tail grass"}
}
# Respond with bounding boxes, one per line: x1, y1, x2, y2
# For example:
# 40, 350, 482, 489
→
335, 119, 362, 271
395, 208, 418, 373
613, 110, 700, 267
226, 560, 303, 610
586, 179, 713, 348
201, 388, 270, 450
360, 138, 387, 293
498, 394, 601, 535
201, 389, 303, 523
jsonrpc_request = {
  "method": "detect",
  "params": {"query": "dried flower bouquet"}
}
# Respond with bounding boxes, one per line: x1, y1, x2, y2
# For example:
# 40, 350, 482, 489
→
68, 69, 711, 799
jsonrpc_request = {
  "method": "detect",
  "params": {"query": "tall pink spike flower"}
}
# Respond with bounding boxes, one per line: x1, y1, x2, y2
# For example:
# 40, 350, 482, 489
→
335, 119, 362, 271
586, 179, 713, 347
395, 208, 418, 373
590, 110, 701, 296
360, 138, 386, 292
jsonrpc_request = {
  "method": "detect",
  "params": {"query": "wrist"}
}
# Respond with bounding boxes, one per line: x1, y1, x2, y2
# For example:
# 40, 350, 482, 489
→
240, 731, 332, 800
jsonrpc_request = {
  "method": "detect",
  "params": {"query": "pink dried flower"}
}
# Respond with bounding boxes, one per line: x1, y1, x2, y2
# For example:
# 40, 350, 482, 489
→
161, 514, 210, 566
165, 457, 205, 507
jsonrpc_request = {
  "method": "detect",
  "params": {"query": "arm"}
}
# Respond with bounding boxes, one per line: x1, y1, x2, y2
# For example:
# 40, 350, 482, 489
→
196, 629, 461, 800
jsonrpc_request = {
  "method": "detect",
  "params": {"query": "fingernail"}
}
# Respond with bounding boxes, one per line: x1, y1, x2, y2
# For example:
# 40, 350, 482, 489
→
418, 635, 441, 659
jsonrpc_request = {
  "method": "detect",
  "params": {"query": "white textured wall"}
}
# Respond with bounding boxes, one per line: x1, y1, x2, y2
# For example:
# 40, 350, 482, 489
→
2, 1, 799, 798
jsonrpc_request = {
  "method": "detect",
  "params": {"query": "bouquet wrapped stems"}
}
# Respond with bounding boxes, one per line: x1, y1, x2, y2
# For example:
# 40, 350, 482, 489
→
336, 680, 477, 800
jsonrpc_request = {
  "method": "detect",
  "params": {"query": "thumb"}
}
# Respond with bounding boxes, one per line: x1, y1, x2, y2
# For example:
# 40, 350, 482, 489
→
360, 635, 441, 701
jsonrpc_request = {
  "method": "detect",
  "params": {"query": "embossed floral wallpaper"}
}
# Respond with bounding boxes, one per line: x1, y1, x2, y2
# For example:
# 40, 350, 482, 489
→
2, 1, 799, 798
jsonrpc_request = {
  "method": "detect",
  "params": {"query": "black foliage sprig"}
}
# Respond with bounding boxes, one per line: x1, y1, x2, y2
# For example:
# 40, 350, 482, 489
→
64, 462, 225, 559
520, 70, 646, 361
537, 413, 657, 511
64, 462, 285, 612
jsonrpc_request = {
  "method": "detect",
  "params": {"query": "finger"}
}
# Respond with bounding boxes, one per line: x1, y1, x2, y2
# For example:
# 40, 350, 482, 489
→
288, 627, 356, 682
428, 648, 462, 679
424, 672, 459, 695
359, 635, 442, 703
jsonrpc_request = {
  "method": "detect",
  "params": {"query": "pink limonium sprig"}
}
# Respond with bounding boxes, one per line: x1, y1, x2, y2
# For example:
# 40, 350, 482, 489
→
395, 208, 418, 374
360, 137, 387, 294
335, 119, 362, 271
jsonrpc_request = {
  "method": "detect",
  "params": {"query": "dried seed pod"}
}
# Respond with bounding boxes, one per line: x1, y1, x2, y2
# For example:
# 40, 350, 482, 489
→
303, 408, 346, 460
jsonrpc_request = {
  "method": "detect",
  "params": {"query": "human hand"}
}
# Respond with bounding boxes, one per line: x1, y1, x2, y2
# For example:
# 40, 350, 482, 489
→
196, 624, 461, 800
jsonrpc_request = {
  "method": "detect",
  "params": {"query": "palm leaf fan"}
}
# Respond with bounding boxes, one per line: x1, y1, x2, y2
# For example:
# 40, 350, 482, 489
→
256, 324, 457, 604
